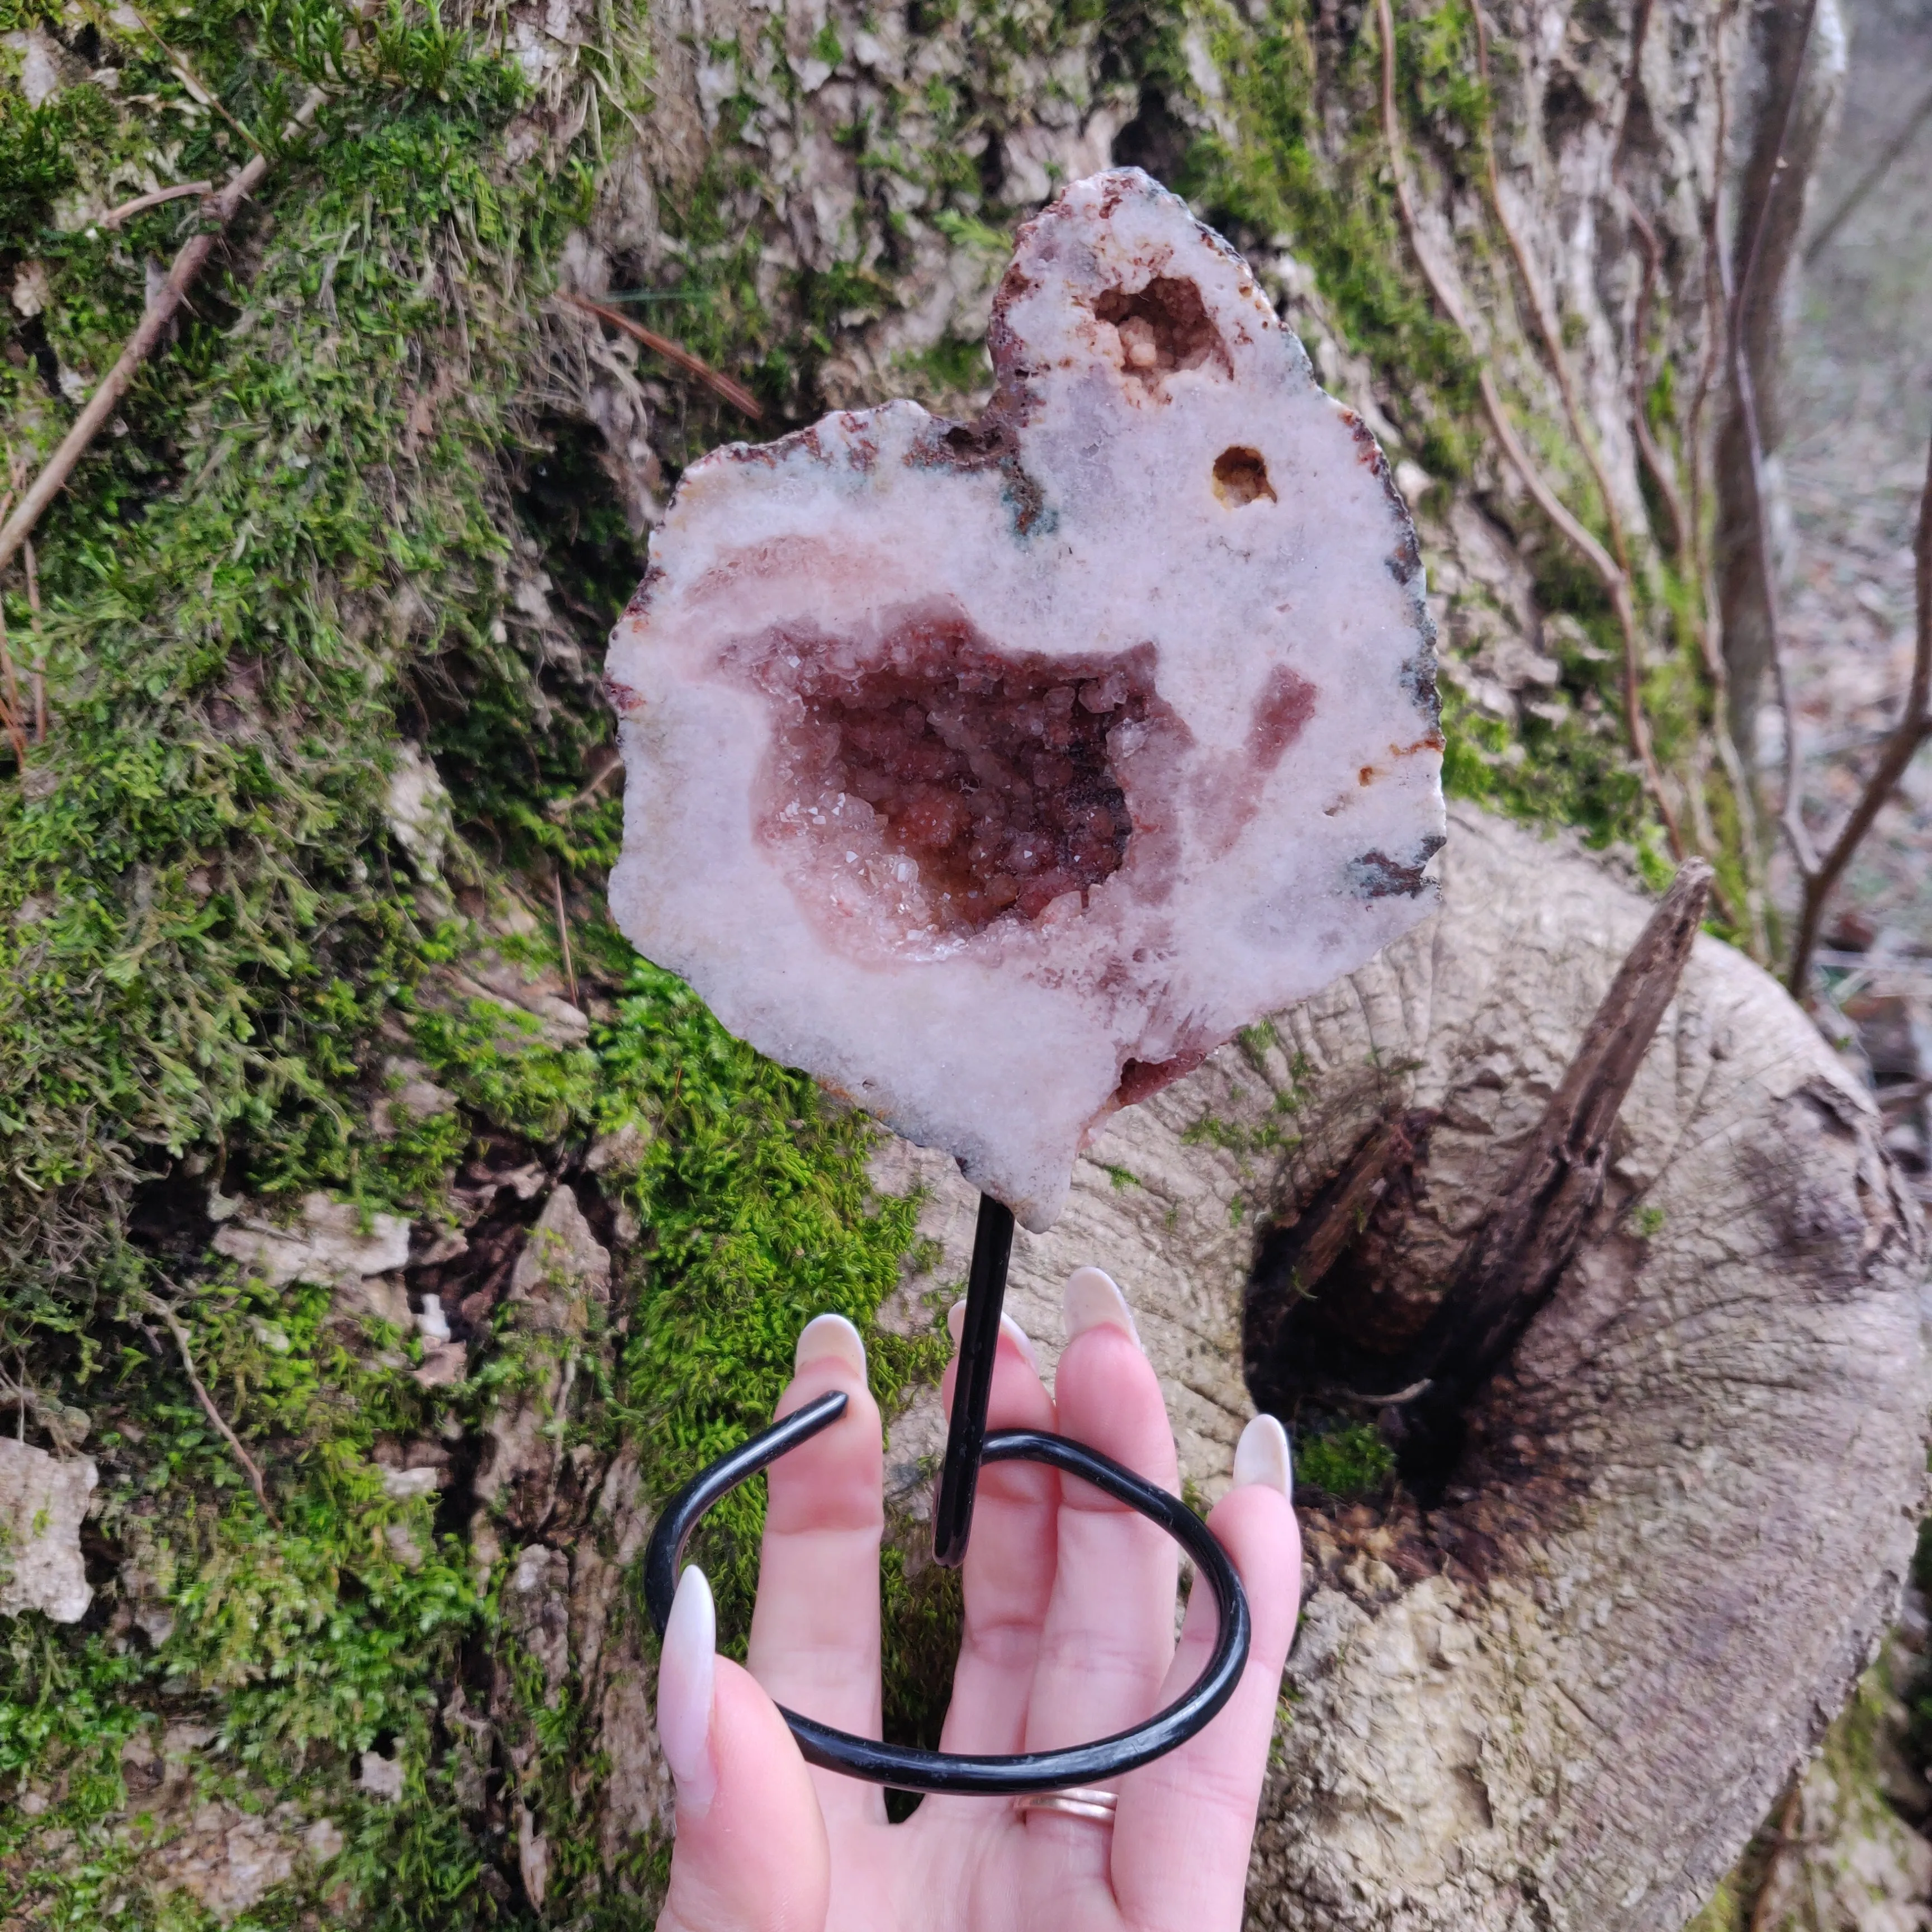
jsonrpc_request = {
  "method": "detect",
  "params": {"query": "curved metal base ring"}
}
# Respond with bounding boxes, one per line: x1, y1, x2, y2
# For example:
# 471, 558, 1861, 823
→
643, 1388, 1253, 1796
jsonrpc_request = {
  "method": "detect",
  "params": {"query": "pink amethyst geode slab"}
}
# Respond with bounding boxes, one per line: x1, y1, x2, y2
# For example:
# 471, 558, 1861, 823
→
606, 169, 1445, 1230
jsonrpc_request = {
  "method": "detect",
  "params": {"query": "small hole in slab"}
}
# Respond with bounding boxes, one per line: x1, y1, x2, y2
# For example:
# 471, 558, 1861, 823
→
1213, 446, 1276, 506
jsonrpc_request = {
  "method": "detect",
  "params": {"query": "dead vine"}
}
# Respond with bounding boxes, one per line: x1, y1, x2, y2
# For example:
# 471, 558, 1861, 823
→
22, 537, 44, 744
1724, 0, 1824, 907
1706, 0, 1924, 994
1374, 0, 1690, 868
1472, 5, 1633, 580
0, 489, 27, 770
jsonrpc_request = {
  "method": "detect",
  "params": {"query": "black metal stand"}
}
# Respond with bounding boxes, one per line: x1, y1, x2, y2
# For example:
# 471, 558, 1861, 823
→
931, 1194, 1015, 1568
642, 1191, 1253, 1796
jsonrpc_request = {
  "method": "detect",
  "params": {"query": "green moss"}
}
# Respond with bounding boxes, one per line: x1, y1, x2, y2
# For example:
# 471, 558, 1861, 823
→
1294, 1417, 1395, 1500
1181, 0, 1481, 480
0, 0, 934, 1917
1681, 1874, 1745, 1932
599, 958, 939, 1635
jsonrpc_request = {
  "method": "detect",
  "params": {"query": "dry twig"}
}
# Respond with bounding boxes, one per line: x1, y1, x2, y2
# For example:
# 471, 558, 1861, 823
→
22, 538, 44, 744
0, 489, 26, 770
552, 866, 581, 1012
544, 746, 623, 818
1374, 0, 1688, 863
559, 291, 764, 422
0, 88, 326, 578
99, 180, 215, 229
143, 1291, 278, 1523
1784, 432, 1932, 994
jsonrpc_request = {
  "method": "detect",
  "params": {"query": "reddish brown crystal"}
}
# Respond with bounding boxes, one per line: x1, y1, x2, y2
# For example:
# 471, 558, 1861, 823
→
754, 614, 1176, 934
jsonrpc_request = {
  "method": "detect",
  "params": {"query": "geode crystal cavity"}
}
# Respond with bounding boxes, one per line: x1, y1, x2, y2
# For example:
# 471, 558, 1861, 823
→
607, 169, 1444, 1230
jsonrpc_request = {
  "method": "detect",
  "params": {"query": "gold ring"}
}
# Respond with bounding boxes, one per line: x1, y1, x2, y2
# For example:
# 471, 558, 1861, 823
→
1015, 1787, 1118, 1825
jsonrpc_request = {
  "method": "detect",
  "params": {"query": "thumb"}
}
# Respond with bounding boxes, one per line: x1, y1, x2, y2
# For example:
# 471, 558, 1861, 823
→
656, 1565, 830, 1932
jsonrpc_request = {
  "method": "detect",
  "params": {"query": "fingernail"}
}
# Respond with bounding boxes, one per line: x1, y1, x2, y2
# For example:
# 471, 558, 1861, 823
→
794, 1311, 866, 1377
946, 1300, 1038, 1373
1234, 1414, 1294, 1502
657, 1564, 718, 1817
1064, 1266, 1140, 1348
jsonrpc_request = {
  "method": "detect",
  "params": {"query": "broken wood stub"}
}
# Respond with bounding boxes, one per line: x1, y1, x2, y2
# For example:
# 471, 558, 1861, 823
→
1247, 856, 1715, 1496
1398, 856, 1713, 1481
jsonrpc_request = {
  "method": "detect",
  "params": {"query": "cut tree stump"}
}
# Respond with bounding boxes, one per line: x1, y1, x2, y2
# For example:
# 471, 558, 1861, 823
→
870, 801, 1929, 1932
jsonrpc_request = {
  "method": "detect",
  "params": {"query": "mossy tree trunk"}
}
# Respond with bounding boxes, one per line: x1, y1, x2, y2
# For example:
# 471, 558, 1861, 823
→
0, 0, 1907, 1928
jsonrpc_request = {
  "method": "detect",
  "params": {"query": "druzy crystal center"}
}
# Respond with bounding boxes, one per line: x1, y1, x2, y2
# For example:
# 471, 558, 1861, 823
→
756, 613, 1167, 939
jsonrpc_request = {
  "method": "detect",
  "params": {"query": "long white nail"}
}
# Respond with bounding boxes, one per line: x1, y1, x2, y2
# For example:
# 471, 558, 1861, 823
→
657, 1565, 718, 1817
795, 1311, 866, 1377
946, 1300, 1038, 1373
1064, 1266, 1140, 1348
1234, 1414, 1294, 1502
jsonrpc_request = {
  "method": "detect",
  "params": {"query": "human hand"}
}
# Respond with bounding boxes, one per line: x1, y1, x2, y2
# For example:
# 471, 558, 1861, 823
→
653, 1267, 1303, 1932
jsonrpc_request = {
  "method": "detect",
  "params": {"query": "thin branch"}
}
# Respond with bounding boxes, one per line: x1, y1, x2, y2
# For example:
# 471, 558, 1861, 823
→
543, 745, 623, 818
1684, 0, 1746, 608
22, 538, 44, 744
99, 180, 215, 229
1621, 197, 1690, 565
0, 602, 23, 771
551, 866, 581, 1012
143, 1292, 278, 1523
1374, 0, 1688, 863
118, 2, 267, 159
557, 291, 764, 421
1723, 0, 1824, 881
0, 88, 326, 579
1785, 429, 1932, 994
1803, 74, 1932, 267
0, 489, 25, 770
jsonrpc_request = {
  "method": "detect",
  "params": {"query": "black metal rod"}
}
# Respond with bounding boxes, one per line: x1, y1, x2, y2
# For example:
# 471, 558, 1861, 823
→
642, 1387, 1253, 1795
931, 1193, 1015, 1569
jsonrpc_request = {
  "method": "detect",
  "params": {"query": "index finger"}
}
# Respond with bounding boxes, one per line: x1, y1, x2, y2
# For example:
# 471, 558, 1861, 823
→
746, 1313, 886, 1828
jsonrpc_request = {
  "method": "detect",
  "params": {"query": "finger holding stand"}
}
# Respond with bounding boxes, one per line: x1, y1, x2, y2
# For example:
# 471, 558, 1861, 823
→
642, 1191, 1254, 1797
